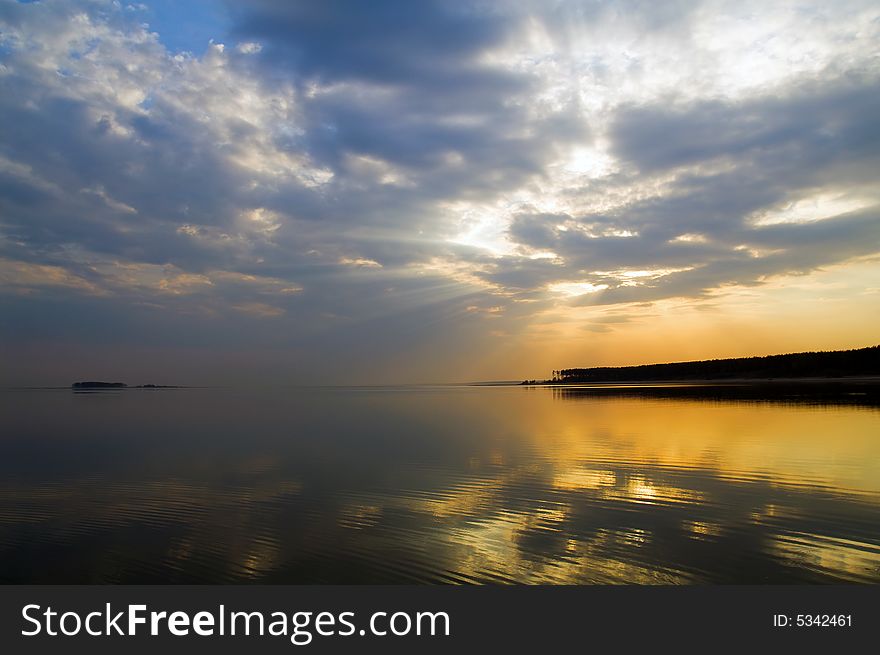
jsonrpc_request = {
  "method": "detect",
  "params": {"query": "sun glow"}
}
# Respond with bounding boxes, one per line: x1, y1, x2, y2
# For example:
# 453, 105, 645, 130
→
548, 281, 609, 297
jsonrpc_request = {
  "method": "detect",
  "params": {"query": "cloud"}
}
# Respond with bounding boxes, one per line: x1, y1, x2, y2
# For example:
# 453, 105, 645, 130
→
494, 75, 880, 306
230, 0, 515, 84
0, 0, 878, 382
610, 80, 880, 175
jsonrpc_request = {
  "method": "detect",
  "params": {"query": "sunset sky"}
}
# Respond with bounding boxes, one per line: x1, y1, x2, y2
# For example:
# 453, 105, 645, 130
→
1, 0, 878, 385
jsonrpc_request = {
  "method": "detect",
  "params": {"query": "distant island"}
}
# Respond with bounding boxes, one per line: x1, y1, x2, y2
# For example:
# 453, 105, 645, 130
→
522, 345, 880, 385
72, 381, 127, 389
71, 381, 181, 389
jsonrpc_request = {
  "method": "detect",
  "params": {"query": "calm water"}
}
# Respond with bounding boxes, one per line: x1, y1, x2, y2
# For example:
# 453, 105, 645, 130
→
1, 385, 879, 584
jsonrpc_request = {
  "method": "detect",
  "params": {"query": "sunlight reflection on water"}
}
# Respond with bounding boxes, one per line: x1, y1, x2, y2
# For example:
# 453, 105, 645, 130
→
1, 385, 878, 583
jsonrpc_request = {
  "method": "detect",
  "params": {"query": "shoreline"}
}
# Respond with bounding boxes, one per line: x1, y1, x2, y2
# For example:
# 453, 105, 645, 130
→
519, 375, 880, 387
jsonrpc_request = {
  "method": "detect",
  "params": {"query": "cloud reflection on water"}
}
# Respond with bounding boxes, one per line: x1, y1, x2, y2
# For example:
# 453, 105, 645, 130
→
0, 386, 878, 583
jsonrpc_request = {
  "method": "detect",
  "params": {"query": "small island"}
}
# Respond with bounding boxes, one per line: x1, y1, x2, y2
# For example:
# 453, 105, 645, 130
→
71, 381, 182, 389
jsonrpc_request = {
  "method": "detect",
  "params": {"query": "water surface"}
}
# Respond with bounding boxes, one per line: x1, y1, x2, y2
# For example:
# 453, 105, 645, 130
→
1, 385, 878, 583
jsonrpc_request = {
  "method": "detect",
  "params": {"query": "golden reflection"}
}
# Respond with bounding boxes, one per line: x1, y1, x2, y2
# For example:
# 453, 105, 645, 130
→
238, 538, 281, 578
553, 467, 616, 490
554, 467, 706, 505
684, 520, 723, 540
770, 534, 880, 583
510, 392, 880, 495
365, 388, 880, 583
3, 388, 879, 584
338, 503, 382, 530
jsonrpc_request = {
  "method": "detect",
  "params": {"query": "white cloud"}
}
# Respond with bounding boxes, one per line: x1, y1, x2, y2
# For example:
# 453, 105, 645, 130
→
750, 193, 878, 226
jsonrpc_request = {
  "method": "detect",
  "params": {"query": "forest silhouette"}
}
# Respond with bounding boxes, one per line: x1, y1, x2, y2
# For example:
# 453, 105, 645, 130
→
536, 345, 880, 384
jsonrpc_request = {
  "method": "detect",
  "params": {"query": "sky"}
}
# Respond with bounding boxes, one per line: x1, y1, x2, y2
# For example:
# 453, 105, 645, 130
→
0, 0, 878, 386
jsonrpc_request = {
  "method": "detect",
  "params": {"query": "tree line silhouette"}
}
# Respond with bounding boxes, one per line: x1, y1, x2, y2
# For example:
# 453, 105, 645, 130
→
538, 345, 880, 383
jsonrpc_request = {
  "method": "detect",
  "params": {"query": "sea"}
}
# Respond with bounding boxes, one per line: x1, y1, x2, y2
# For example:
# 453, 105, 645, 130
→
1, 384, 878, 583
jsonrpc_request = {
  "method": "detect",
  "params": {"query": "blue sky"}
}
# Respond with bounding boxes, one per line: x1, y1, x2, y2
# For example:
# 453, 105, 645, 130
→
141, 0, 229, 54
0, 0, 878, 385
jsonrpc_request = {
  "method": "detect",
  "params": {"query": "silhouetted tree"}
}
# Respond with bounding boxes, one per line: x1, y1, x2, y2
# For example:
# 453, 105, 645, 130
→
551, 346, 880, 383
